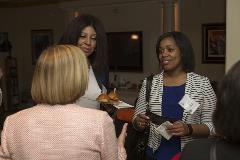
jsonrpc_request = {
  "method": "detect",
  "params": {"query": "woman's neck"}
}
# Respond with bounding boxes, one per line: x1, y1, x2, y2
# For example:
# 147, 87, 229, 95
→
163, 70, 187, 86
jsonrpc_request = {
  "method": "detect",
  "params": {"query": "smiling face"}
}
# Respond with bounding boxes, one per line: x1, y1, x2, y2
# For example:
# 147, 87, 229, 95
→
77, 26, 97, 57
158, 37, 183, 73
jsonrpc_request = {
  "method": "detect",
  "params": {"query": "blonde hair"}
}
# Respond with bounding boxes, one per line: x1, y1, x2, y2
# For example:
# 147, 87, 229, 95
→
31, 45, 89, 105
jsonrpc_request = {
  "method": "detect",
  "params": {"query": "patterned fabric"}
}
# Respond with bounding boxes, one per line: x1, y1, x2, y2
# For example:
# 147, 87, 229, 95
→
133, 72, 216, 151
148, 85, 184, 159
0, 104, 126, 160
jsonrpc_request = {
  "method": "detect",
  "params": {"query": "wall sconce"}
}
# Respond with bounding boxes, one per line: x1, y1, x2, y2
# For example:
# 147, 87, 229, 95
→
74, 11, 80, 18
131, 34, 139, 40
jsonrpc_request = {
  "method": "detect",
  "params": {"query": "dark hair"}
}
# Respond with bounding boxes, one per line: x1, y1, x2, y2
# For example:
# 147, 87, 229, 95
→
213, 61, 240, 144
58, 14, 108, 70
155, 31, 195, 72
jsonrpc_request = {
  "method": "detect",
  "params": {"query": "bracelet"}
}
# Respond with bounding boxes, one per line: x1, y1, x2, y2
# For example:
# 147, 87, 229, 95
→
132, 118, 144, 131
187, 124, 193, 135
132, 118, 140, 130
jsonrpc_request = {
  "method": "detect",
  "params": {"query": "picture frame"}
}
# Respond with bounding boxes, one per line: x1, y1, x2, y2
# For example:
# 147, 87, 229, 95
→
31, 29, 53, 64
202, 23, 226, 63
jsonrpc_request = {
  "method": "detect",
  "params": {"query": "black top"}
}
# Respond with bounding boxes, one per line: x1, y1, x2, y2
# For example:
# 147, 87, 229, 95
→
92, 66, 109, 90
180, 138, 240, 160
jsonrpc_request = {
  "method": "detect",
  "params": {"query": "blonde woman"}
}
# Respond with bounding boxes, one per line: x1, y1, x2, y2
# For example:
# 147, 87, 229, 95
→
0, 45, 127, 160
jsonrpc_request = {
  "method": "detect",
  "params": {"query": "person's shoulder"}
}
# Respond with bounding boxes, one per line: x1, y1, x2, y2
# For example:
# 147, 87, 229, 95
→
183, 138, 215, 153
153, 73, 162, 79
80, 106, 108, 116
148, 72, 162, 82
5, 105, 42, 125
77, 107, 113, 130
8, 105, 39, 118
77, 105, 111, 121
188, 72, 210, 82
186, 138, 214, 147
180, 138, 214, 160
188, 72, 206, 79
7, 104, 108, 122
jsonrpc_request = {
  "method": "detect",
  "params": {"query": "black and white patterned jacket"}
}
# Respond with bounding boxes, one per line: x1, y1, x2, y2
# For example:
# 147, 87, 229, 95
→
133, 72, 216, 151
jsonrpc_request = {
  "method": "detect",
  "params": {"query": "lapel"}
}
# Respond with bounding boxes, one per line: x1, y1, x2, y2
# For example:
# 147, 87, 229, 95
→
150, 72, 164, 116
182, 72, 192, 121
92, 67, 102, 90
158, 72, 164, 116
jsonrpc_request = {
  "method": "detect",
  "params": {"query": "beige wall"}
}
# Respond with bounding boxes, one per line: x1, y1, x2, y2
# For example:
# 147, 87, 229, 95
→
0, 0, 226, 104
226, 0, 240, 72
0, 5, 66, 95
180, 0, 226, 81
59, 0, 164, 85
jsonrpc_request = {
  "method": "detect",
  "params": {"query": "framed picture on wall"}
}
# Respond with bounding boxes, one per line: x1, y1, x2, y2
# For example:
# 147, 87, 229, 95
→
202, 23, 226, 63
31, 29, 53, 64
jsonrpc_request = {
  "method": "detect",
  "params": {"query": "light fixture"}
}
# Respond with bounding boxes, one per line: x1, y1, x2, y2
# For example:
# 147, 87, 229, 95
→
131, 34, 139, 40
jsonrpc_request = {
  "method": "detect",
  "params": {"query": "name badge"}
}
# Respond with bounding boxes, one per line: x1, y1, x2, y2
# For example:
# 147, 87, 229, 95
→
179, 94, 200, 114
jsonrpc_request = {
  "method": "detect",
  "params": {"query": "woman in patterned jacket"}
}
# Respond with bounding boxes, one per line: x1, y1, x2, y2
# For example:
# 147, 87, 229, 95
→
133, 31, 216, 160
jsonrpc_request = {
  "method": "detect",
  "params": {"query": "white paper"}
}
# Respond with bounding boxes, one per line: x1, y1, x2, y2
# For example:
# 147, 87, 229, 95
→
156, 121, 173, 140
113, 101, 134, 109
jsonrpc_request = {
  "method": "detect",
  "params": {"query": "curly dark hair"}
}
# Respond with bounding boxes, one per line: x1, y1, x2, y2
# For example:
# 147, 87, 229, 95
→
213, 60, 240, 144
58, 14, 108, 71
155, 31, 195, 72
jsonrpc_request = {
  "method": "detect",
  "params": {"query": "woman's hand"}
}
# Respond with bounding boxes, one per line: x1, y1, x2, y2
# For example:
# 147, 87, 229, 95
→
133, 114, 150, 130
166, 121, 189, 136
118, 123, 128, 147
117, 123, 128, 160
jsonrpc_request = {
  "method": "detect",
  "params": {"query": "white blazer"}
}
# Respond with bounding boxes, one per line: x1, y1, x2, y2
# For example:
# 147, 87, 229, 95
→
134, 72, 216, 151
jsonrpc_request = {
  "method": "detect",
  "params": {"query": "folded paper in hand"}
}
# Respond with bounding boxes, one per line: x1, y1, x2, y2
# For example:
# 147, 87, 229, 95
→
155, 121, 173, 140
